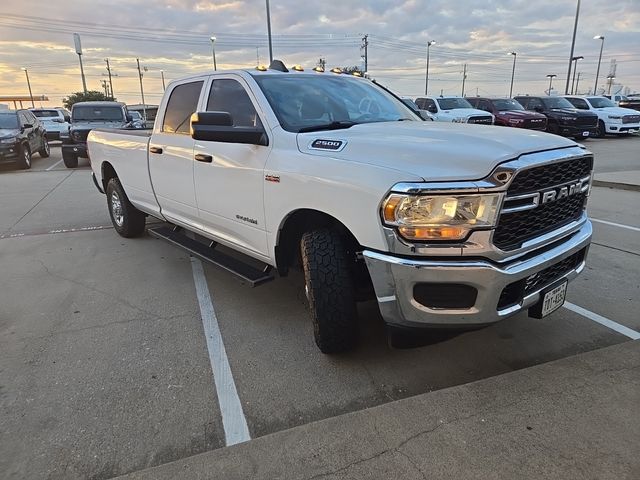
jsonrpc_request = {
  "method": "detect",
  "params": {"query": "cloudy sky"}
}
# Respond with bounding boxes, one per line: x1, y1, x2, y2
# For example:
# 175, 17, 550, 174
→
0, 0, 638, 107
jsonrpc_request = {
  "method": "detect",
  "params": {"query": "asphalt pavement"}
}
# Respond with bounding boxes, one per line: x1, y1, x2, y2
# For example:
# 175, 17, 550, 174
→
1, 135, 639, 479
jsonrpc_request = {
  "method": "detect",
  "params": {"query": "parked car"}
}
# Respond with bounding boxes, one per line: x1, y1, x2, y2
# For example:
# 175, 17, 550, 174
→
563, 95, 640, 137
128, 110, 147, 128
514, 96, 598, 139
466, 97, 547, 130
400, 98, 434, 121
414, 96, 494, 124
603, 94, 640, 111
61, 101, 135, 168
0, 109, 50, 169
87, 64, 593, 353
30, 108, 71, 140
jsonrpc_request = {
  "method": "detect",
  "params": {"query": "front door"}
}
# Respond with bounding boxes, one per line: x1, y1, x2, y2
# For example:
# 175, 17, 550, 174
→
193, 76, 271, 259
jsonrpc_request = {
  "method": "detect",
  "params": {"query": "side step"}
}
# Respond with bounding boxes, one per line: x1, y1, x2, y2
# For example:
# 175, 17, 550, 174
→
148, 226, 274, 287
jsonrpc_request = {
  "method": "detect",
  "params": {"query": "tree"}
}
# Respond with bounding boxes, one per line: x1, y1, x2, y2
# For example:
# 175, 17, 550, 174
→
62, 91, 115, 109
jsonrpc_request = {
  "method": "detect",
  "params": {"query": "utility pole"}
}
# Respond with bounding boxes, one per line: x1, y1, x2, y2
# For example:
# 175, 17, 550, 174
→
105, 58, 114, 98
136, 58, 147, 122
160, 70, 166, 91
508, 52, 517, 98
22, 68, 34, 108
361, 34, 368, 73
571, 56, 583, 94
593, 35, 605, 95
73, 33, 87, 94
100, 79, 109, 97
265, 0, 273, 64
461, 63, 467, 97
565, 0, 581, 94
575, 72, 581, 94
425, 40, 436, 95
210, 36, 217, 70
256, 47, 260, 66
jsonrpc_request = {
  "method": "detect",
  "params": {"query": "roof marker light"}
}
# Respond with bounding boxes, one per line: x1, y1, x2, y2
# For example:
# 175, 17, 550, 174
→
292, 65, 304, 71
330, 67, 343, 74
255, 65, 268, 71
312, 66, 324, 73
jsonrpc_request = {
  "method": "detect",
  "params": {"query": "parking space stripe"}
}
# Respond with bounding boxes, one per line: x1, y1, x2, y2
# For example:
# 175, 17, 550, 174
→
190, 257, 251, 446
591, 218, 640, 233
45, 159, 64, 171
564, 302, 640, 340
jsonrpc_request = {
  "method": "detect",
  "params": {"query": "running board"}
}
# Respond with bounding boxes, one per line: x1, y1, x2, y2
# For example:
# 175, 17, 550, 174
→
148, 226, 274, 287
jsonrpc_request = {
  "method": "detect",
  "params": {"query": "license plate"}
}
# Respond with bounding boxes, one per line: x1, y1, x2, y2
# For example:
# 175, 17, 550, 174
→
582, 131, 589, 137
529, 280, 568, 319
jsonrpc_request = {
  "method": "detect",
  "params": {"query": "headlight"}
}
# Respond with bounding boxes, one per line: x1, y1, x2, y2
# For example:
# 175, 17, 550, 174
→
0, 137, 17, 144
71, 130, 83, 141
508, 118, 525, 124
452, 117, 467, 123
382, 193, 502, 241
607, 115, 622, 121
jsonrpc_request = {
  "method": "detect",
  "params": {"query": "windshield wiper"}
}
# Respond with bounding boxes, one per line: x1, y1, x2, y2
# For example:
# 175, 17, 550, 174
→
298, 121, 357, 133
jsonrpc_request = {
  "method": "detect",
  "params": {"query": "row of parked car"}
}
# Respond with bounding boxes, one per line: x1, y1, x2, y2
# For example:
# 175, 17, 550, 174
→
404, 94, 640, 140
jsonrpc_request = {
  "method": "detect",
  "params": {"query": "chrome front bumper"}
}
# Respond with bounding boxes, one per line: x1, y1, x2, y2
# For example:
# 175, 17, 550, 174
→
363, 221, 592, 329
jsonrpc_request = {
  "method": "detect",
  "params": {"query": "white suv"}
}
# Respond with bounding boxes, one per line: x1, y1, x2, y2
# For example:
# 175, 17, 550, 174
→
563, 96, 640, 137
414, 96, 494, 124
30, 108, 70, 140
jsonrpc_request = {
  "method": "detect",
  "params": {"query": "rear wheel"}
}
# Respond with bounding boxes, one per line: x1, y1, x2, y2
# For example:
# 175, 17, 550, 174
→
62, 150, 78, 168
106, 178, 146, 238
39, 138, 50, 158
301, 228, 358, 354
18, 144, 31, 169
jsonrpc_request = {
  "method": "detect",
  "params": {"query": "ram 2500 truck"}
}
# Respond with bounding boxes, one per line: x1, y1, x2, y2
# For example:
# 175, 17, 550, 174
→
87, 63, 593, 353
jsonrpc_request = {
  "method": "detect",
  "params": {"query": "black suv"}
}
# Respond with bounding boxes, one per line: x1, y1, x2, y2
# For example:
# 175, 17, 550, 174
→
514, 96, 598, 139
0, 109, 50, 169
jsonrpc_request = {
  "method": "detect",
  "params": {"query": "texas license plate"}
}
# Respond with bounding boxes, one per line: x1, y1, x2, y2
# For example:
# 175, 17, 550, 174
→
529, 280, 568, 319
582, 131, 589, 137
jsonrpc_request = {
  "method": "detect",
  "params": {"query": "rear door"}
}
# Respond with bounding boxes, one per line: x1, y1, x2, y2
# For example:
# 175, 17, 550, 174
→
149, 79, 205, 227
193, 75, 271, 258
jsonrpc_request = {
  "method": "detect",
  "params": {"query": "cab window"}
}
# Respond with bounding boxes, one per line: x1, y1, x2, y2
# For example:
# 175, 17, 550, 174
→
567, 98, 589, 110
206, 79, 262, 128
162, 81, 204, 134
526, 98, 543, 111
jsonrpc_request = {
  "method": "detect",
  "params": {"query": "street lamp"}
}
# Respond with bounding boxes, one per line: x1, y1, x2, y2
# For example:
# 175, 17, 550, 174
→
571, 56, 584, 94
210, 36, 217, 71
546, 74, 557, 95
593, 35, 605, 95
22, 68, 34, 108
424, 40, 436, 95
265, 0, 273, 64
508, 52, 517, 98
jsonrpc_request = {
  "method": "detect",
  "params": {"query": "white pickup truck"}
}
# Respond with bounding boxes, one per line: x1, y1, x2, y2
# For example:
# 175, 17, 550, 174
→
88, 62, 593, 353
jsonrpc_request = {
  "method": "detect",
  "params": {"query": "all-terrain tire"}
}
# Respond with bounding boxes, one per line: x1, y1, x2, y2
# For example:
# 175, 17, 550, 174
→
62, 151, 78, 168
301, 228, 358, 353
106, 177, 146, 238
18, 144, 31, 169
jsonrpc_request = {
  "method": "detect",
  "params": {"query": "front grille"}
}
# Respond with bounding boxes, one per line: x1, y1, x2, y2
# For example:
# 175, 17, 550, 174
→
497, 248, 586, 310
524, 118, 547, 129
468, 115, 493, 124
622, 115, 640, 124
575, 116, 597, 127
493, 157, 592, 251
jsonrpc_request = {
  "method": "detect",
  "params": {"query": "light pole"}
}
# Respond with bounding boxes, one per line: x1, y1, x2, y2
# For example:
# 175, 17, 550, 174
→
136, 58, 147, 122
593, 35, 605, 95
546, 74, 557, 95
160, 70, 166, 91
210, 36, 217, 71
508, 51, 517, 98
424, 40, 436, 95
571, 56, 583, 94
265, 0, 273, 63
22, 68, 34, 108
105, 58, 114, 98
565, 0, 581, 94
73, 33, 87, 94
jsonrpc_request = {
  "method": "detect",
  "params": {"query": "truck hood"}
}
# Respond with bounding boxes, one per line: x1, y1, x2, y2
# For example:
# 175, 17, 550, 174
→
71, 120, 127, 129
495, 110, 547, 120
437, 108, 491, 120
296, 121, 577, 182
593, 106, 640, 116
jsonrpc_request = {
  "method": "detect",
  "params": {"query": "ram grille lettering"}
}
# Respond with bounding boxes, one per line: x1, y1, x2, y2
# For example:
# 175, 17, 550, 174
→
539, 178, 588, 205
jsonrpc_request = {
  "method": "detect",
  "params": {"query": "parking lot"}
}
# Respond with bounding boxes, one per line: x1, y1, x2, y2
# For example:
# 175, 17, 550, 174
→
1, 135, 639, 479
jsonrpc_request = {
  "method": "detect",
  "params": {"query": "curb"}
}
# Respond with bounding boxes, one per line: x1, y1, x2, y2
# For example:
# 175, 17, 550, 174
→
592, 180, 640, 192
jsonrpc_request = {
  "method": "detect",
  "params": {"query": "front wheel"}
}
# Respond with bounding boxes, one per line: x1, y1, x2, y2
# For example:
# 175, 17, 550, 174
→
106, 178, 146, 238
39, 138, 50, 158
62, 150, 78, 168
301, 229, 358, 354
18, 144, 31, 169
595, 120, 606, 138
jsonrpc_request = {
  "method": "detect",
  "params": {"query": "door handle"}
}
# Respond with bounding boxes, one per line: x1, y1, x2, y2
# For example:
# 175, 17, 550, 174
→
149, 146, 163, 154
195, 153, 213, 163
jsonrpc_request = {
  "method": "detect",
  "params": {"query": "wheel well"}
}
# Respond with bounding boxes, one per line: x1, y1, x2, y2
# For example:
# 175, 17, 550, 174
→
101, 162, 118, 192
275, 209, 361, 275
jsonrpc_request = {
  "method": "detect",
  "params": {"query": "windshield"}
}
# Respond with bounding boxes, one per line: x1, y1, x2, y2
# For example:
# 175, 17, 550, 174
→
73, 106, 124, 122
253, 75, 417, 133
588, 97, 616, 108
492, 99, 524, 111
130, 111, 142, 120
436, 97, 473, 110
0, 113, 19, 129
541, 97, 575, 109
32, 110, 60, 118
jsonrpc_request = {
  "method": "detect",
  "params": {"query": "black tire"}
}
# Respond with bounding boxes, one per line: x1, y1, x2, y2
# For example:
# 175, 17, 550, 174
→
17, 144, 31, 169
301, 229, 358, 353
62, 151, 78, 168
595, 120, 606, 138
39, 138, 50, 158
106, 177, 146, 238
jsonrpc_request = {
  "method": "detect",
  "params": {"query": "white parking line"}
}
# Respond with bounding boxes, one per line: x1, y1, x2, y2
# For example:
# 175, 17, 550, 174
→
564, 302, 640, 340
190, 257, 251, 446
45, 159, 64, 171
591, 218, 640, 233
